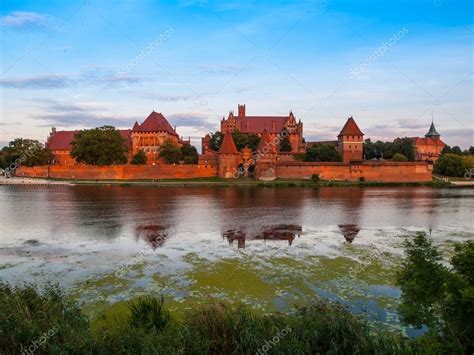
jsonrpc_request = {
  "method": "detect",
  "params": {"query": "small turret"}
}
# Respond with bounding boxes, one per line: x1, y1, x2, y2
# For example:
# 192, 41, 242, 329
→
425, 121, 440, 139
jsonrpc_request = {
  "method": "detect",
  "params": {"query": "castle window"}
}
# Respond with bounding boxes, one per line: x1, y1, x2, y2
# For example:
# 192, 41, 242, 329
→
349, 145, 352, 149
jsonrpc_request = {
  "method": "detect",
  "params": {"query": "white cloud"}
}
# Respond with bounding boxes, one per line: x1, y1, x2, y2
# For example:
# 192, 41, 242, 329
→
0, 11, 50, 29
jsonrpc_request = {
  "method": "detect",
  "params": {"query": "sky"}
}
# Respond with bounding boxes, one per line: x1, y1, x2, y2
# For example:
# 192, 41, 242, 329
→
1, 0, 473, 150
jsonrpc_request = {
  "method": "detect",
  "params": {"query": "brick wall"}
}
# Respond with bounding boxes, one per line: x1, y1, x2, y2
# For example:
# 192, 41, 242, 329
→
15, 161, 432, 182
16, 164, 218, 180
276, 161, 432, 182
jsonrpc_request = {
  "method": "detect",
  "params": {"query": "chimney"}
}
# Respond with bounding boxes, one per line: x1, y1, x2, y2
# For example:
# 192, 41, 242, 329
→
238, 104, 246, 117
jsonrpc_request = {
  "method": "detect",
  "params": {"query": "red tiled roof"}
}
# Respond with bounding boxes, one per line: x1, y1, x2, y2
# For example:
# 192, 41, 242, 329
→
133, 111, 178, 136
236, 116, 288, 134
46, 129, 131, 150
257, 129, 278, 154
218, 131, 238, 154
338, 117, 363, 136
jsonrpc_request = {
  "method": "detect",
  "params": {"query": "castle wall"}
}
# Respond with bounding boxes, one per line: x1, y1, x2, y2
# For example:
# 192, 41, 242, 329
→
16, 164, 218, 180
276, 161, 432, 182
16, 160, 432, 183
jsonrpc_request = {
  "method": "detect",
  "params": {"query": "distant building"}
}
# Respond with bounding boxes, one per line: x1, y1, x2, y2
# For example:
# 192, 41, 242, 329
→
46, 111, 189, 165
410, 121, 445, 162
131, 111, 189, 164
202, 104, 305, 153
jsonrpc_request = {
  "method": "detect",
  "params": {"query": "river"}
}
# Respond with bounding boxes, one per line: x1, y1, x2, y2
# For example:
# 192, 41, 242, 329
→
0, 185, 472, 336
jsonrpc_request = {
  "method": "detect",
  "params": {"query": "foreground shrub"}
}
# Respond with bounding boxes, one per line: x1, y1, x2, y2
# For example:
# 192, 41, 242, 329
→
0, 283, 416, 354
0, 283, 93, 354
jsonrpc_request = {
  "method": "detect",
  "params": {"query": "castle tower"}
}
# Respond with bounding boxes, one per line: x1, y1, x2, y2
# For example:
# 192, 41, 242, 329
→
238, 104, 246, 117
255, 129, 278, 181
337, 116, 364, 163
425, 121, 440, 140
217, 131, 240, 178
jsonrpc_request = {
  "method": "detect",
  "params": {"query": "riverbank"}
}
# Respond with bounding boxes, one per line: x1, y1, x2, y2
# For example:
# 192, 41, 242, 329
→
0, 176, 461, 188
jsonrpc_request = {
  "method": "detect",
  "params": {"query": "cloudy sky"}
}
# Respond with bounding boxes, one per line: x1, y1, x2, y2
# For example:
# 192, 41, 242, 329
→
1, 0, 473, 149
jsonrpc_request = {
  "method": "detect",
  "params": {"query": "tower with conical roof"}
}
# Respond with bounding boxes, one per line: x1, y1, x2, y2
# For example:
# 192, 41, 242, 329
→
411, 120, 445, 162
217, 131, 241, 178
425, 121, 440, 139
337, 116, 364, 163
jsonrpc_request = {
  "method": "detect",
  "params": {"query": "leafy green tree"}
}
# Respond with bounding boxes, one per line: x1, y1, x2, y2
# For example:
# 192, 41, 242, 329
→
442, 145, 464, 155
232, 131, 260, 151
70, 126, 128, 166
434, 153, 465, 177
364, 138, 414, 161
397, 233, 474, 353
304, 144, 342, 162
468, 146, 474, 155
208, 131, 223, 151
131, 150, 147, 165
181, 144, 198, 164
392, 138, 415, 161
2, 139, 53, 169
159, 139, 182, 164
392, 153, 408, 162
208, 131, 260, 151
279, 129, 292, 152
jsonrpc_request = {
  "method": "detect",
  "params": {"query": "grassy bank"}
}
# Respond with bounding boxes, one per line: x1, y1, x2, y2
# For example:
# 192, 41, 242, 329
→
31, 176, 451, 188
1, 283, 423, 354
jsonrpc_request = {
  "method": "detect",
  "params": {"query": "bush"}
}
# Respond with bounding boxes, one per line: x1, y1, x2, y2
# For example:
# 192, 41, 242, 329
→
181, 144, 198, 164
0, 283, 416, 354
159, 139, 182, 164
311, 174, 320, 183
359, 176, 365, 182
128, 295, 170, 331
131, 150, 147, 165
434, 153, 465, 177
392, 153, 408, 162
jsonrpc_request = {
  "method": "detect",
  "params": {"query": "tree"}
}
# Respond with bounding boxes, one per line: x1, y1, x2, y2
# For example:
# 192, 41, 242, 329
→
392, 138, 415, 161
181, 144, 198, 164
70, 126, 128, 166
279, 128, 292, 152
392, 153, 408, 162
232, 131, 260, 151
434, 153, 465, 177
304, 144, 342, 162
159, 139, 182, 164
131, 150, 147, 165
208, 131, 223, 151
442, 145, 464, 156
397, 233, 474, 353
2, 139, 53, 169
208, 131, 260, 151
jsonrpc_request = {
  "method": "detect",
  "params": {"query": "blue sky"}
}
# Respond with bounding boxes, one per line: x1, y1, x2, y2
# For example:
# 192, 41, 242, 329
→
1, 0, 473, 149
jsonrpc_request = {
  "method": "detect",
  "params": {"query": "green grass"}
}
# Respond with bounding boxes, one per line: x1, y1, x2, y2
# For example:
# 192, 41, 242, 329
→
0, 282, 444, 354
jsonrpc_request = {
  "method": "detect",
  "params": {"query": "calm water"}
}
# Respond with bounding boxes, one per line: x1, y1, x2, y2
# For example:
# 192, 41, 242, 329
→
1, 186, 473, 335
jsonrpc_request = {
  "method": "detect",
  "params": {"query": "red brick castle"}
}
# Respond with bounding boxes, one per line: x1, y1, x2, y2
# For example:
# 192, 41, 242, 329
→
22, 104, 443, 183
